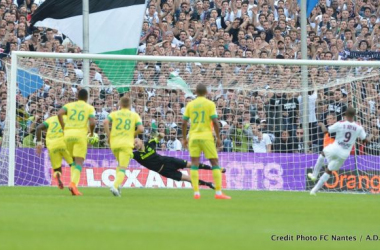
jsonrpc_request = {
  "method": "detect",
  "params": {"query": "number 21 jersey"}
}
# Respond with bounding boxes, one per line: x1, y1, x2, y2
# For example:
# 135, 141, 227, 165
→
183, 96, 217, 140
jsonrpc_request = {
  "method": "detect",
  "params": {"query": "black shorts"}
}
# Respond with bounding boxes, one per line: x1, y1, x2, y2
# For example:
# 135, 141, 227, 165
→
159, 157, 188, 181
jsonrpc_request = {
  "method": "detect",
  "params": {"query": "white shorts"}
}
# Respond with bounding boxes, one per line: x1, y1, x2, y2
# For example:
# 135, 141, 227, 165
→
323, 144, 347, 171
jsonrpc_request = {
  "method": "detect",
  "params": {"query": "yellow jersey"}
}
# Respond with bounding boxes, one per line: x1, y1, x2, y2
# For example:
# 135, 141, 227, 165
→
183, 96, 217, 140
62, 100, 95, 137
107, 108, 142, 148
43, 115, 66, 148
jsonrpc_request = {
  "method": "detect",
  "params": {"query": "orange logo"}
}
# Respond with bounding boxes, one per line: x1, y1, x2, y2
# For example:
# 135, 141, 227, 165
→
324, 171, 380, 193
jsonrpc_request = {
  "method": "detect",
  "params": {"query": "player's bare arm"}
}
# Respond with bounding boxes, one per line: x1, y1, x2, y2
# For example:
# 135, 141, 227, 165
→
318, 122, 328, 133
212, 117, 221, 148
103, 119, 111, 145
182, 119, 188, 148
57, 108, 66, 131
363, 134, 374, 144
35, 123, 47, 156
266, 144, 272, 153
135, 124, 144, 137
89, 117, 96, 137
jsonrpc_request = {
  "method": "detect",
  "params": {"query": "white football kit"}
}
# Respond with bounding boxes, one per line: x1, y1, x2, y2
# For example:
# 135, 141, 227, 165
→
323, 121, 366, 171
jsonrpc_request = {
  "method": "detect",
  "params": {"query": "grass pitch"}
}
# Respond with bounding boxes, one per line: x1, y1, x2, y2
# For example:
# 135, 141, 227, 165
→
0, 188, 379, 250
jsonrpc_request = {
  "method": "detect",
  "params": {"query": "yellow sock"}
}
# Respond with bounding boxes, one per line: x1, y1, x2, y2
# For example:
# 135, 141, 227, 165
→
71, 164, 82, 186
116, 167, 120, 174
114, 168, 126, 189
190, 166, 199, 192
212, 166, 222, 192
70, 166, 75, 182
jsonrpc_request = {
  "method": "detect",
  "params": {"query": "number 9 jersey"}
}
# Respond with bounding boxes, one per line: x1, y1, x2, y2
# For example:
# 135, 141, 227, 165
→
328, 120, 367, 158
107, 108, 142, 148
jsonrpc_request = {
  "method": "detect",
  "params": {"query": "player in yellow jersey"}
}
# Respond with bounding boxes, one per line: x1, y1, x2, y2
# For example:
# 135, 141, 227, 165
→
103, 96, 144, 197
182, 84, 231, 199
35, 109, 74, 189
57, 89, 96, 196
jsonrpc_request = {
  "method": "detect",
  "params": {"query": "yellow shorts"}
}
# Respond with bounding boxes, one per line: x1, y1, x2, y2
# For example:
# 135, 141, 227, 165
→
111, 147, 133, 168
189, 138, 218, 159
64, 136, 87, 159
48, 145, 73, 169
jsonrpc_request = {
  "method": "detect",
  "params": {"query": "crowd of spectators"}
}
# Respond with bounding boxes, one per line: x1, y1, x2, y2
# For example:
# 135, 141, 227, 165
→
0, 0, 379, 156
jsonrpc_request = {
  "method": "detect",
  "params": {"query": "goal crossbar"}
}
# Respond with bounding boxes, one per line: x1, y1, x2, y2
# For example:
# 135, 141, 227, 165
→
11, 51, 380, 67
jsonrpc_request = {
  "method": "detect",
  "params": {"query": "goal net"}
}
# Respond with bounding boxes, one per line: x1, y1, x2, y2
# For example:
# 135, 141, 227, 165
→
1, 52, 379, 193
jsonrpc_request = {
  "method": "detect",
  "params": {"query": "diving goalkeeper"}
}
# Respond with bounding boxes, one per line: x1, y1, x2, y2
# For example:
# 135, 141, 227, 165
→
133, 133, 225, 189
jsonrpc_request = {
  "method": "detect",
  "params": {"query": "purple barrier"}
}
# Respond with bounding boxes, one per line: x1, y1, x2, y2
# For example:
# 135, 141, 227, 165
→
11, 149, 380, 191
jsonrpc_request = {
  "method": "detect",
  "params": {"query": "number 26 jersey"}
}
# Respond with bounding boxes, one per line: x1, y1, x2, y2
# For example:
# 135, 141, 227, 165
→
62, 100, 95, 137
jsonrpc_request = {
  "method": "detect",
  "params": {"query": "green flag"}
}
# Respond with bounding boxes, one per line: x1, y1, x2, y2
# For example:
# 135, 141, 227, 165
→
167, 72, 193, 96
31, 0, 147, 93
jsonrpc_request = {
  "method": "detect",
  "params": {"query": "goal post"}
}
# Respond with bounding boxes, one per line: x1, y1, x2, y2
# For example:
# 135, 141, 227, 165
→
2, 51, 380, 193
8, 50, 18, 186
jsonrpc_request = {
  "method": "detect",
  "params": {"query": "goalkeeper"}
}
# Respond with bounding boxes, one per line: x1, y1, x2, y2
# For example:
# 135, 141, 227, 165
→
133, 133, 224, 189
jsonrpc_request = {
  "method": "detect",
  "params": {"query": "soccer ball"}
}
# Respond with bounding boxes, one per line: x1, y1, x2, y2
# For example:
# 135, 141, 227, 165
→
87, 133, 99, 145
